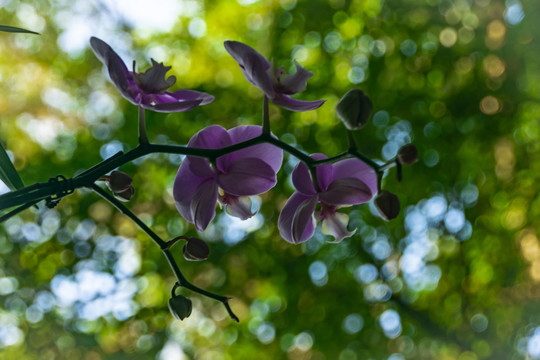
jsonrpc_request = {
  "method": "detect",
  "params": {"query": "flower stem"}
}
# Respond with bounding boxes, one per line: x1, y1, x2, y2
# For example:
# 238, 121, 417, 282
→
347, 130, 357, 150
262, 96, 270, 134
90, 183, 239, 322
138, 106, 149, 144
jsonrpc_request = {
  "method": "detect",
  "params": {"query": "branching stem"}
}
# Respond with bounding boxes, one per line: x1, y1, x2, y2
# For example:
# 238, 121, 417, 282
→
0, 97, 400, 324
90, 183, 239, 322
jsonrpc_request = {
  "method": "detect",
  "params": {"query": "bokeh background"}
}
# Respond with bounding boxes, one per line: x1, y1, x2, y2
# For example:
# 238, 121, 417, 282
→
0, 0, 538, 359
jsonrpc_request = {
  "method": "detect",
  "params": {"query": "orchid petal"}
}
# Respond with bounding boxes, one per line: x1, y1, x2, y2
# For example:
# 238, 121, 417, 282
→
227, 126, 283, 173
141, 97, 203, 113
308, 153, 333, 192
319, 177, 373, 205
224, 41, 271, 70
188, 125, 232, 148
90, 37, 136, 103
222, 194, 254, 220
271, 95, 326, 112
278, 62, 313, 95
292, 162, 316, 196
187, 156, 215, 178
218, 158, 277, 196
168, 89, 215, 105
224, 41, 275, 98
189, 126, 233, 174
278, 192, 317, 244
190, 179, 219, 232
320, 211, 356, 243
332, 158, 378, 194
292, 195, 318, 244
173, 158, 210, 224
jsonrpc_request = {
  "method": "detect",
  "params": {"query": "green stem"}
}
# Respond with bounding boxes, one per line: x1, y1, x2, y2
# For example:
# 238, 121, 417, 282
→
262, 96, 270, 134
347, 130, 357, 150
138, 106, 148, 144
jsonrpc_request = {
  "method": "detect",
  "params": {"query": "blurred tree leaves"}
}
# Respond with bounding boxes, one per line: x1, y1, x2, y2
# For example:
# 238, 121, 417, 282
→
0, 0, 539, 359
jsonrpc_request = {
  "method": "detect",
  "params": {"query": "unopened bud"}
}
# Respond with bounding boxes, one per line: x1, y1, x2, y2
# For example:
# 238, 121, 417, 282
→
114, 185, 134, 202
374, 190, 400, 221
168, 295, 192, 320
182, 237, 210, 261
107, 171, 133, 193
397, 144, 418, 165
336, 89, 372, 130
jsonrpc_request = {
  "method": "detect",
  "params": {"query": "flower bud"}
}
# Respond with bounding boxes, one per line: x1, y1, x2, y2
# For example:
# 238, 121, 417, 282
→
114, 185, 134, 202
397, 144, 418, 165
182, 237, 210, 261
336, 89, 372, 130
374, 190, 400, 221
106, 171, 133, 193
168, 295, 192, 321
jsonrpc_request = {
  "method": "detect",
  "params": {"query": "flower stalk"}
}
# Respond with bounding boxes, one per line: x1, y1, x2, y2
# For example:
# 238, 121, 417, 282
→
138, 106, 148, 144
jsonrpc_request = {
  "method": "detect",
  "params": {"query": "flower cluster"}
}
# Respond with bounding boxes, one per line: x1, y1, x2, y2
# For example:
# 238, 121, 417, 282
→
173, 125, 283, 232
278, 154, 378, 243
92, 37, 408, 244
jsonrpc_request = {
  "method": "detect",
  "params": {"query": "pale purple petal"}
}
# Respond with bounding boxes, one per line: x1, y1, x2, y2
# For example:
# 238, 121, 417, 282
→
218, 158, 277, 196
228, 125, 283, 173
319, 177, 373, 205
173, 158, 210, 224
292, 196, 318, 244
320, 211, 356, 243
90, 37, 137, 103
190, 179, 219, 232
189, 125, 232, 148
140, 95, 203, 113
188, 156, 215, 178
224, 41, 271, 70
278, 62, 313, 95
246, 52, 276, 98
292, 162, 316, 196
224, 41, 275, 98
271, 95, 325, 112
189, 125, 233, 174
169, 89, 215, 105
278, 192, 317, 244
309, 153, 333, 192
332, 158, 378, 195
222, 194, 254, 220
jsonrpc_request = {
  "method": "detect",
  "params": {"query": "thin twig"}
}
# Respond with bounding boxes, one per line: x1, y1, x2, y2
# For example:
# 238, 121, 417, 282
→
89, 183, 239, 322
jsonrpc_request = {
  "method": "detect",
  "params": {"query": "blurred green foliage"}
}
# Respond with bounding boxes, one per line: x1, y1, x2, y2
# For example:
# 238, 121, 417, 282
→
0, 0, 539, 359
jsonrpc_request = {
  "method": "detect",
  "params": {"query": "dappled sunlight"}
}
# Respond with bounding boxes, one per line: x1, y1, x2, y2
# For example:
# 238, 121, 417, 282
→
0, 0, 538, 358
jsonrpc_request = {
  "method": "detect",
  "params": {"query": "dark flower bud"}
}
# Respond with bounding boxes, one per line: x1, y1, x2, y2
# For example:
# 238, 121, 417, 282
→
182, 237, 210, 261
397, 144, 418, 165
168, 295, 192, 321
374, 190, 400, 221
106, 171, 133, 193
336, 89, 372, 130
114, 185, 134, 202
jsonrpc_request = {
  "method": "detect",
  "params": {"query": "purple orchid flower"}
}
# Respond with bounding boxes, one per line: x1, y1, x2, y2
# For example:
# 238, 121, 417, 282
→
224, 41, 325, 112
173, 125, 283, 232
90, 37, 214, 113
278, 154, 378, 244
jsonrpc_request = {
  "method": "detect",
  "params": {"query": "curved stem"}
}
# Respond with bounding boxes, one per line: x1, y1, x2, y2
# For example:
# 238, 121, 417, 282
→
138, 106, 148, 144
89, 183, 239, 322
262, 96, 270, 134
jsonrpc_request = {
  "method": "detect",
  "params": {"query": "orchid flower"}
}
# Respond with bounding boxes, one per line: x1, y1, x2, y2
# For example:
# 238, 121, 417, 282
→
90, 37, 214, 113
278, 154, 378, 244
173, 125, 283, 232
224, 41, 325, 112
